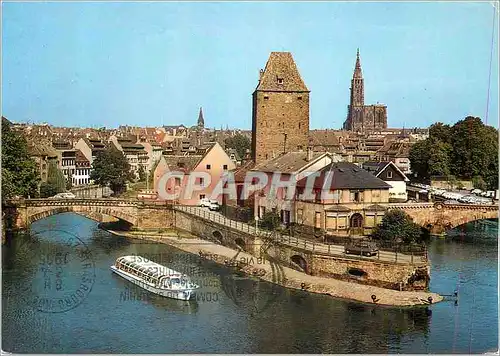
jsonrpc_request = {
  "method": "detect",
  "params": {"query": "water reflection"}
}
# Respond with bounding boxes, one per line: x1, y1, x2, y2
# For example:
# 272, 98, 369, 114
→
110, 274, 199, 315
2, 213, 498, 353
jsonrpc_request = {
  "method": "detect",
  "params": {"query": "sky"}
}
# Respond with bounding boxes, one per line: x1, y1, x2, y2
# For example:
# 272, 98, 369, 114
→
2, 1, 499, 129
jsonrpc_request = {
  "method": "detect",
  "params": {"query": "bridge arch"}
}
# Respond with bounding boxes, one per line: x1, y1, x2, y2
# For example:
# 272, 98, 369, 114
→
290, 255, 308, 274
393, 203, 498, 235
212, 230, 223, 243
18, 202, 139, 227
234, 237, 246, 251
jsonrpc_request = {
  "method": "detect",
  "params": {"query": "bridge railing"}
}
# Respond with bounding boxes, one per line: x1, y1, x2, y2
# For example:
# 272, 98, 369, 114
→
174, 205, 427, 265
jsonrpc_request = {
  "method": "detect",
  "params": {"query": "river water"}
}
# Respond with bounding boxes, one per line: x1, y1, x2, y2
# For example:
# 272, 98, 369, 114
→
2, 213, 498, 353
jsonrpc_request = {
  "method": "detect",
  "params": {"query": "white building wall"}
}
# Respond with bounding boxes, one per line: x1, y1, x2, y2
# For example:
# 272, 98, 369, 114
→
387, 180, 407, 201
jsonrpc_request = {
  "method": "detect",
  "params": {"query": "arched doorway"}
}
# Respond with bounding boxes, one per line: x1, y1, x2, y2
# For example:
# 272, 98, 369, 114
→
350, 213, 364, 235
290, 255, 308, 274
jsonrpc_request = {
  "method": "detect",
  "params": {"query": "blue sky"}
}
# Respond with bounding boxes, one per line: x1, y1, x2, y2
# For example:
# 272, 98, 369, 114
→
2, 2, 498, 129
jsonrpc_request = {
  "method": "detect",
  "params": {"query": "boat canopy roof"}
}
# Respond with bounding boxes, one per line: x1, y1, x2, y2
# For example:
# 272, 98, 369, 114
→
116, 255, 185, 281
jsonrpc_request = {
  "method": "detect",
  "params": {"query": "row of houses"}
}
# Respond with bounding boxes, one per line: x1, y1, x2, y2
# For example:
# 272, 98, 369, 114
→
151, 143, 409, 236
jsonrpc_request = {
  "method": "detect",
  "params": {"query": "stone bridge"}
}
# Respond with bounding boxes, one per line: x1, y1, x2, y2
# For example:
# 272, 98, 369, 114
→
391, 202, 498, 235
174, 206, 430, 291
4, 198, 174, 230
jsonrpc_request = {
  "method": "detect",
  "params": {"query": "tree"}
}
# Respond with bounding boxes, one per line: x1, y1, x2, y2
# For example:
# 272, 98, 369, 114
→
472, 176, 487, 191
66, 171, 73, 190
409, 116, 498, 189
429, 122, 452, 144
259, 211, 281, 231
47, 160, 66, 193
427, 140, 452, 177
372, 210, 423, 244
90, 146, 133, 195
409, 140, 430, 179
138, 165, 146, 182
39, 182, 58, 198
224, 133, 251, 159
1, 117, 40, 202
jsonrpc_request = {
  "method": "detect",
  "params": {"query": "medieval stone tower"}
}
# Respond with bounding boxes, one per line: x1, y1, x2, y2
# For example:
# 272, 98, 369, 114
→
343, 49, 387, 132
251, 52, 310, 164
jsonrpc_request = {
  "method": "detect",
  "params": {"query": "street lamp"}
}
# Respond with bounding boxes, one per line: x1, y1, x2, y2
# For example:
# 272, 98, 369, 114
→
255, 216, 259, 235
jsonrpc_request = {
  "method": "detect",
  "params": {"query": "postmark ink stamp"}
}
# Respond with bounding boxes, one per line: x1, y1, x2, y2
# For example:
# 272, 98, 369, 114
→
22, 228, 96, 313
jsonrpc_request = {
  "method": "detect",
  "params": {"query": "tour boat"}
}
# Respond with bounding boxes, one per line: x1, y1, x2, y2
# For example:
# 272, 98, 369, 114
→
110, 255, 199, 301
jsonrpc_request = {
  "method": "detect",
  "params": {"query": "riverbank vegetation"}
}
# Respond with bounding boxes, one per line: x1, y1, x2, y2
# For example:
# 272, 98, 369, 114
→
409, 116, 498, 189
371, 210, 426, 244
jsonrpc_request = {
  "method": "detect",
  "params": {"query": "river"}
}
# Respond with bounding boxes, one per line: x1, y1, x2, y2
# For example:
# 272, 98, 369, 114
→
2, 213, 498, 353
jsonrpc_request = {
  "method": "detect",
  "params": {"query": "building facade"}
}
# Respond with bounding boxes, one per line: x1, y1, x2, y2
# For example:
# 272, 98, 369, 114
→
343, 49, 388, 132
251, 52, 310, 164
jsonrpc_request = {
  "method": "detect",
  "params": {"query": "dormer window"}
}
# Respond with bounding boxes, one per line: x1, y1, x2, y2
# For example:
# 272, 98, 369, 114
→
277, 77, 284, 85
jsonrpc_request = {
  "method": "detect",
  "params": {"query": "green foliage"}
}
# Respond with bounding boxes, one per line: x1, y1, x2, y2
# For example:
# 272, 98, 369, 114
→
409, 116, 498, 189
137, 165, 146, 182
429, 122, 452, 144
259, 211, 281, 231
39, 182, 59, 198
408, 139, 430, 179
472, 176, 487, 191
47, 159, 66, 194
224, 133, 251, 159
66, 171, 73, 190
372, 210, 423, 244
90, 145, 133, 195
428, 140, 452, 177
1, 117, 40, 201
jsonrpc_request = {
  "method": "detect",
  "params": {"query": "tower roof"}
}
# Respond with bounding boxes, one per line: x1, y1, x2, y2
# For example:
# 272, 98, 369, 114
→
255, 52, 309, 92
353, 48, 363, 79
197, 107, 204, 126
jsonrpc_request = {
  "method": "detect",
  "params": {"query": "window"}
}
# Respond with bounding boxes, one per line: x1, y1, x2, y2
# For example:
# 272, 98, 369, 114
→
298, 96, 302, 100
206, 164, 211, 170
199, 194, 206, 199
175, 177, 181, 186
299, 123, 301, 129
387, 171, 393, 179
199, 177, 205, 187
223, 164, 228, 170
350, 190, 361, 202
277, 78, 283, 84
264, 96, 269, 100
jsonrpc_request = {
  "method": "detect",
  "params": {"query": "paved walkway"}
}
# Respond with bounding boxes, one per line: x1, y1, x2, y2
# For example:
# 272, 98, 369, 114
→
174, 205, 427, 265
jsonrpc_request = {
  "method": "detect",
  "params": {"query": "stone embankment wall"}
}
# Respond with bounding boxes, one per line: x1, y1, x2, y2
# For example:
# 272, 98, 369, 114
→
175, 210, 430, 291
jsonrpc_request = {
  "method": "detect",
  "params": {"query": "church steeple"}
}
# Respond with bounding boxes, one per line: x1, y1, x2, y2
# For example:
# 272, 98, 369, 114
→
350, 48, 364, 106
353, 48, 362, 78
197, 107, 204, 128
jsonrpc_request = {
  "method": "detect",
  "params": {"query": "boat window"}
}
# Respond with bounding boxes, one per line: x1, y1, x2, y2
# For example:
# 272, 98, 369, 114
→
171, 278, 180, 285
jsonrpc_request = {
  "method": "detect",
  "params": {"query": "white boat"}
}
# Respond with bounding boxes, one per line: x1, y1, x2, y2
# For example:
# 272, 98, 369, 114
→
110, 255, 199, 301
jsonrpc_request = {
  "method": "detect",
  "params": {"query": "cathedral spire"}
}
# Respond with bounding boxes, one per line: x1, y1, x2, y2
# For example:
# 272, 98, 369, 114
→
353, 48, 362, 79
197, 107, 204, 128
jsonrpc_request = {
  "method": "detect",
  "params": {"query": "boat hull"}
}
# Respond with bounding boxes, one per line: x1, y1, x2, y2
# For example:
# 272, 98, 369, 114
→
110, 266, 196, 301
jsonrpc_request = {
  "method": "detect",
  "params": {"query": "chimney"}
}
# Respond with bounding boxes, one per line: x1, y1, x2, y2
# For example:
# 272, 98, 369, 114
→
306, 146, 313, 162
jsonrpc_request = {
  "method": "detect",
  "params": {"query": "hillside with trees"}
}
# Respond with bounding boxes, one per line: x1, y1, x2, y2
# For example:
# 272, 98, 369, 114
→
409, 116, 498, 190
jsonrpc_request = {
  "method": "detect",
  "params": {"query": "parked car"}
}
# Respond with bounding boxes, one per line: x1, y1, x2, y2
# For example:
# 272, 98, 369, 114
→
344, 240, 379, 257
199, 198, 211, 207
208, 201, 220, 211
51, 192, 76, 199
137, 189, 157, 200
